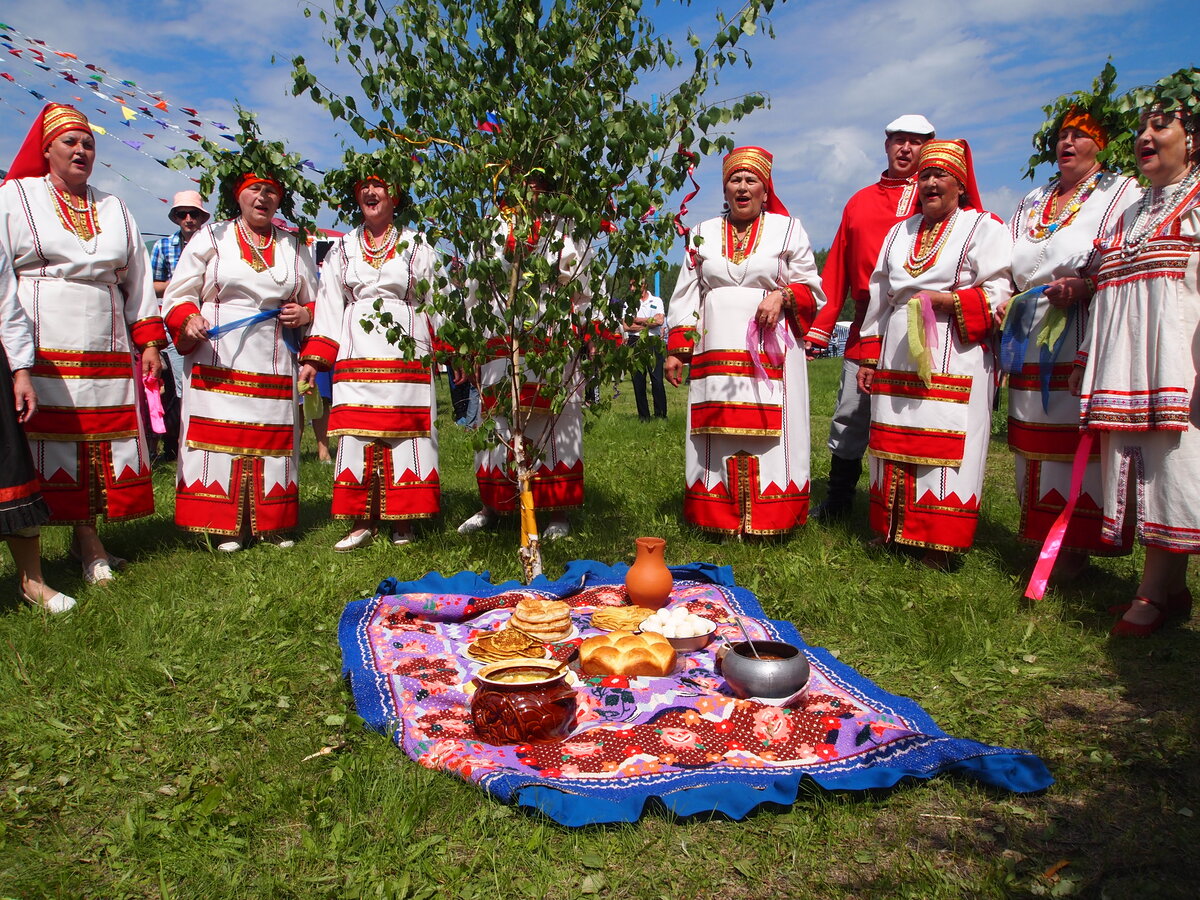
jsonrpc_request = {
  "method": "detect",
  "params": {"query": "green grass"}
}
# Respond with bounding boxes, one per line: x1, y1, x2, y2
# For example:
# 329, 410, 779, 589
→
2, 359, 1197, 899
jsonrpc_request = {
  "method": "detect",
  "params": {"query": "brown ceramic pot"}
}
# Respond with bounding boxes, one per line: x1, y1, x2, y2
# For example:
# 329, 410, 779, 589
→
625, 536, 673, 610
470, 659, 578, 745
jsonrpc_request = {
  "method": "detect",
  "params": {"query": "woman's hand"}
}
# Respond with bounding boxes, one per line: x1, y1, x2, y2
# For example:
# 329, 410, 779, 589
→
178, 313, 212, 352
857, 363, 876, 394
297, 364, 318, 390
993, 299, 1008, 328
754, 289, 787, 330
11, 369, 37, 423
1044, 276, 1091, 310
917, 290, 957, 314
1067, 364, 1085, 397
280, 302, 311, 329
141, 345, 163, 379
664, 354, 686, 387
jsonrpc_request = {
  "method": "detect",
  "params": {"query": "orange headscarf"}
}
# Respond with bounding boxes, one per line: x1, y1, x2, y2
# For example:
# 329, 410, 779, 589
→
3, 103, 92, 183
1060, 106, 1109, 150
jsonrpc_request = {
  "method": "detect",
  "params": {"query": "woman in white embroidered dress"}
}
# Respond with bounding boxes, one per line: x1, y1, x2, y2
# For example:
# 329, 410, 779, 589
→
664, 146, 826, 537
857, 140, 1012, 568
163, 173, 316, 552
1007, 100, 1140, 576
456, 178, 594, 541
299, 175, 442, 550
0, 103, 165, 585
1, 241, 75, 612
1070, 71, 1200, 636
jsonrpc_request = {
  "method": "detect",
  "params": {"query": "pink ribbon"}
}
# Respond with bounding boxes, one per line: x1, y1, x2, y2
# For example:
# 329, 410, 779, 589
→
1024, 431, 1095, 601
745, 318, 794, 382
918, 292, 937, 353
143, 373, 166, 435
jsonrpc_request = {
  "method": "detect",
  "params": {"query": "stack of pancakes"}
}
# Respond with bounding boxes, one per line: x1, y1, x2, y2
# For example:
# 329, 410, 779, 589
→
590, 605, 654, 632
467, 627, 543, 663
509, 597, 574, 642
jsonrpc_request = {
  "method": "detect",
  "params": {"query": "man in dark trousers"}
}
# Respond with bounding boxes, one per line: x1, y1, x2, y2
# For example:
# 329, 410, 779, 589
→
805, 114, 935, 520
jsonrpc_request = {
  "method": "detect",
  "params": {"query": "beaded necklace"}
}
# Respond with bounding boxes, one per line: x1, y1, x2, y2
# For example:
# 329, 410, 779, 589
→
904, 208, 959, 277
361, 223, 399, 269
723, 212, 763, 265
235, 217, 288, 285
1026, 171, 1101, 241
1121, 165, 1200, 259
44, 175, 101, 254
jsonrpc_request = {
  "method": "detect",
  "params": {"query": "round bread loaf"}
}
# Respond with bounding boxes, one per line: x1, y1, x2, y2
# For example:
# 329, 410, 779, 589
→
578, 630, 676, 678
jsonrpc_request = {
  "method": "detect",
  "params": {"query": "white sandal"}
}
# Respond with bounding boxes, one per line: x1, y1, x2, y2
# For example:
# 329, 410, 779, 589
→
542, 521, 570, 541
334, 529, 374, 552
457, 510, 497, 535
19, 588, 77, 614
82, 558, 114, 584
215, 540, 243, 553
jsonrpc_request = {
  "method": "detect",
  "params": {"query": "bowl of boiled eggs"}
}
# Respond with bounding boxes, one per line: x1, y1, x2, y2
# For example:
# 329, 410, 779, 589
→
638, 606, 717, 651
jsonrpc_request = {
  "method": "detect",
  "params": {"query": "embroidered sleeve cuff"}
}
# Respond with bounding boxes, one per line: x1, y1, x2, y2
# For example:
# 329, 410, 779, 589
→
805, 324, 832, 348
130, 316, 168, 350
1074, 350, 1089, 368
299, 335, 339, 370
786, 284, 819, 333
164, 303, 202, 343
952, 287, 992, 344
857, 335, 882, 365
666, 325, 696, 358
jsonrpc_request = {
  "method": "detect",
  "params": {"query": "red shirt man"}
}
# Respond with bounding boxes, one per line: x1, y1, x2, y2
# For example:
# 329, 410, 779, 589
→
805, 114, 936, 520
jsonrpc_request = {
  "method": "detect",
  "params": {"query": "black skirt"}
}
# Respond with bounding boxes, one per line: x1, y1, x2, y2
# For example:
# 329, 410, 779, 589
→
0, 345, 50, 535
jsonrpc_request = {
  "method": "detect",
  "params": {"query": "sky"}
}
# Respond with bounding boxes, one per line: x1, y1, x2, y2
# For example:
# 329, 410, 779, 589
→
1, 0, 1197, 250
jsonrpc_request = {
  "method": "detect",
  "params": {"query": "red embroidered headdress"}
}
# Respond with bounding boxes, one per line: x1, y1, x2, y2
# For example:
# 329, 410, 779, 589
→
722, 145, 789, 215
917, 139, 984, 212
4, 103, 92, 183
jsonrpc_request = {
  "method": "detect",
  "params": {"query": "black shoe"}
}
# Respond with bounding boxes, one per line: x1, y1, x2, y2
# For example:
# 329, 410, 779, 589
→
813, 499, 853, 522
814, 455, 863, 522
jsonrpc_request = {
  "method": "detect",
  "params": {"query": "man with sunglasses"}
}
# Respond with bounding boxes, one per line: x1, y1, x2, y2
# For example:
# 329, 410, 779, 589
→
149, 191, 210, 462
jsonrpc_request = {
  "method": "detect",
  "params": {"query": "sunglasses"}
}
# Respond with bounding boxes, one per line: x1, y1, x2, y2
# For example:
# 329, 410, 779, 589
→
175, 209, 205, 220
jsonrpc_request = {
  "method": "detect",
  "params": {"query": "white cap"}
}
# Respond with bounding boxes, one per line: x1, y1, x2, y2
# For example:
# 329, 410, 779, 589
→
885, 114, 936, 137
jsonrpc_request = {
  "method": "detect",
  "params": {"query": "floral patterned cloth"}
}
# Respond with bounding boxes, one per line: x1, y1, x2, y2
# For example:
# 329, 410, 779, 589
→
340, 561, 1052, 825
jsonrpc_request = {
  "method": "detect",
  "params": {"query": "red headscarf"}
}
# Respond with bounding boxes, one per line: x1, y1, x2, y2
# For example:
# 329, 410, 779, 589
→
353, 175, 402, 205
917, 139, 985, 212
722, 146, 789, 216
4, 103, 92, 183
233, 173, 284, 200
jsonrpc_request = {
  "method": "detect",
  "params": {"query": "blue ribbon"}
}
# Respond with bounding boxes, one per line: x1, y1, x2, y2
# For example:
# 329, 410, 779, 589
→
205, 308, 301, 354
1037, 304, 1076, 412
998, 286, 1046, 375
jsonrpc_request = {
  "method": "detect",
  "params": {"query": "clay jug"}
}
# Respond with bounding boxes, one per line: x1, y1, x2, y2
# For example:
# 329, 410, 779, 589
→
625, 536, 673, 610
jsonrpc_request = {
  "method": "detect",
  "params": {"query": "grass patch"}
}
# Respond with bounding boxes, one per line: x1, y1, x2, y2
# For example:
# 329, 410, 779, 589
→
1, 359, 1197, 898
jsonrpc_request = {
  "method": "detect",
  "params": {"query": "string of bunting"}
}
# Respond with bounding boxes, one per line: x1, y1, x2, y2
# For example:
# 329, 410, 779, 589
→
0, 21, 325, 205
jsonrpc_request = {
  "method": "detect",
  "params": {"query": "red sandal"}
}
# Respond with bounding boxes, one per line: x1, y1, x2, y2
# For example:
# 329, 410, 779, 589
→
1107, 587, 1193, 620
1110, 596, 1171, 638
